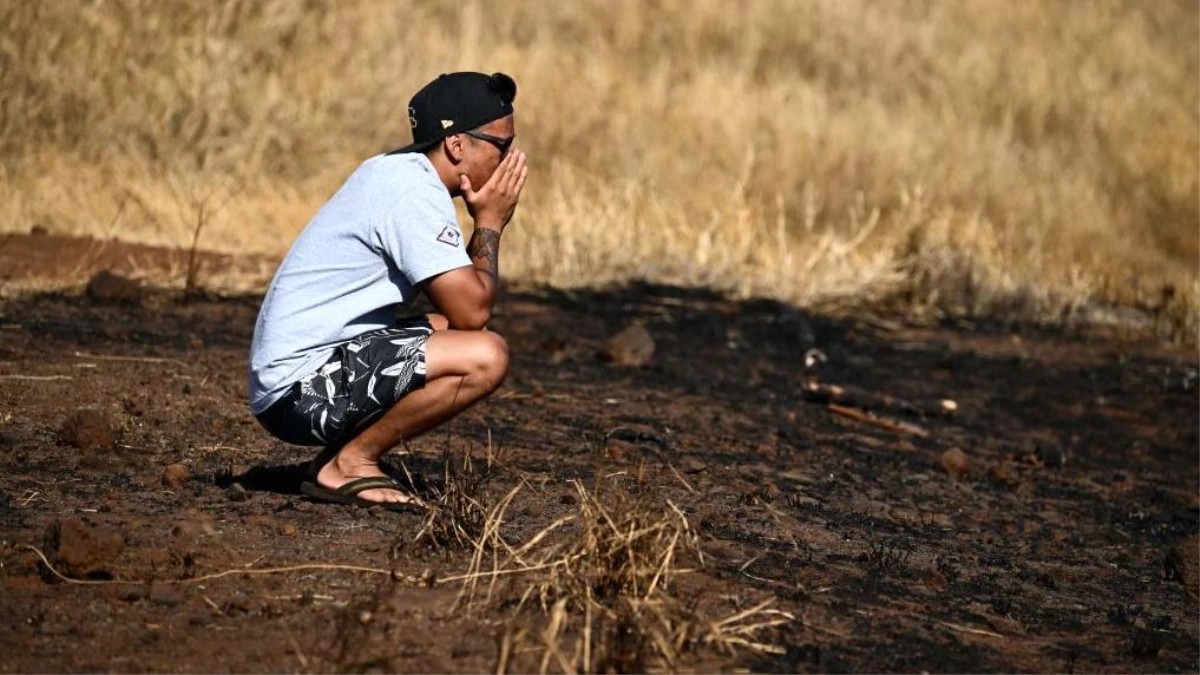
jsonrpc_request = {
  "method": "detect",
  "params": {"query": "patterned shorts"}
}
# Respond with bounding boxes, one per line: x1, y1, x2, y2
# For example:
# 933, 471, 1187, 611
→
255, 316, 434, 448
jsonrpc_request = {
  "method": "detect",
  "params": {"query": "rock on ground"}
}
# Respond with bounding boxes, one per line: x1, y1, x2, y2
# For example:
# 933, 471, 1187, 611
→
86, 270, 143, 304
58, 409, 115, 452
1036, 444, 1067, 468
162, 463, 189, 488
225, 483, 249, 502
600, 322, 655, 367
939, 447, 970, 479
43, 518, 125, 578
1165, 535, 1199, 603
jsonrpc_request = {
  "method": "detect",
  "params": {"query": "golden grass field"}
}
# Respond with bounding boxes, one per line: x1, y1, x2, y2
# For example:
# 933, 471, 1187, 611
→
2, 0, 1197, 339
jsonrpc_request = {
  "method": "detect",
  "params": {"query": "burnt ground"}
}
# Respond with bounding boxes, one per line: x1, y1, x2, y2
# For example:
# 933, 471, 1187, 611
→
0, 234, 1197, 673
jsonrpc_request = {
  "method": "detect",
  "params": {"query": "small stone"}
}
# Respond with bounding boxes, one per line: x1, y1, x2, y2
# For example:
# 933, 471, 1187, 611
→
599, 322, 655, 367
58, 409, 115, 452
991, 461, 1020, 490
1165, 535, 1199, 603
939, 448, 969, 479
161, 463, 189, 488
1035, 444, 1066, 468
44, 519, 125, 578
86, 270, 142, 304
278, 523, 298, 537
225, 483, 249, 502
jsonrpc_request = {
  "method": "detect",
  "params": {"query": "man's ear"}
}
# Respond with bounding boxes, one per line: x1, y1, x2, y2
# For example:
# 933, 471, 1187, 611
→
443, 134, 465, 164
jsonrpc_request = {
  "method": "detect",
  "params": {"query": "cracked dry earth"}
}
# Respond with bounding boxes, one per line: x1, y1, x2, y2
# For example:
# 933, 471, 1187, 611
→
0, 237, 1197, 673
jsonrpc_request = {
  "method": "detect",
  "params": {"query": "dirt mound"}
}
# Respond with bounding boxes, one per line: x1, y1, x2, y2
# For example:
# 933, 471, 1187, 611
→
600, 322, 655, 366
1166, 535, 1200, 603
86, 270, 143, 304
57, 409, 116, 452
43, 518, 125, 579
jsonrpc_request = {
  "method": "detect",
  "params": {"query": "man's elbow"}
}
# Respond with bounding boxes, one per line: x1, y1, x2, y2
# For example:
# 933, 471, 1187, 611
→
447, 307, 491, 331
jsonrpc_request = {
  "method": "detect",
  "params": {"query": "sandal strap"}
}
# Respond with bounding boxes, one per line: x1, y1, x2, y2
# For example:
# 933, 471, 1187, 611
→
336, 476, 403, 497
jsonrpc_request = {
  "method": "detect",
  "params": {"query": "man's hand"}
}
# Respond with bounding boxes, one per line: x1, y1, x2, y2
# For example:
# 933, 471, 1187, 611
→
458, 150, 528, 232
425, 150, 527, 331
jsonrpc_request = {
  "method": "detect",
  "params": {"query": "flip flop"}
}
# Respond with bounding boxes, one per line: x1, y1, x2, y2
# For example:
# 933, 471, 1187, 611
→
300, 477, 426, 514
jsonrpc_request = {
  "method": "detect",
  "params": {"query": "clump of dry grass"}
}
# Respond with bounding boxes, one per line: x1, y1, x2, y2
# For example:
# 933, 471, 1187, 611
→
316, 449, 786, 671
449, 479, 789, 673
412, 446, 503, 552
2, 0, 1195, 340
522, 482, 701, 614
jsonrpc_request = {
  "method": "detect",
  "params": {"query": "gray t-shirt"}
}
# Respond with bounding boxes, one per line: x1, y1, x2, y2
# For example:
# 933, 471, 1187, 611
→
248, 152, 470, 414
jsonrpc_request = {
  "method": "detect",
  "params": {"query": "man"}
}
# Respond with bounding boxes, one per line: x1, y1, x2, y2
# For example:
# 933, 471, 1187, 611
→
248, 72, 527, 511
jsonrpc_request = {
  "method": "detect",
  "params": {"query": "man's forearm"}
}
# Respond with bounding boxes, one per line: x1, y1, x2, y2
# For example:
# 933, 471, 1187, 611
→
467, 225, 502, 306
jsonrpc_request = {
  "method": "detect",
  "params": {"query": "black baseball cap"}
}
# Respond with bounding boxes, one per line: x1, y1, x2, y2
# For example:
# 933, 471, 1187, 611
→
387, 72, 517, 154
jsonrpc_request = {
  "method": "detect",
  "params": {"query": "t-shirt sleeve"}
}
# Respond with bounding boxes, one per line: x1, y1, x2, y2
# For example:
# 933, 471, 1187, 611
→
375, 187, 472, 286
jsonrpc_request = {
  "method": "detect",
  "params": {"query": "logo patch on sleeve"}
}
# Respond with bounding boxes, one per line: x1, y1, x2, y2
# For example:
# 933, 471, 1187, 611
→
436, 226, 462, 247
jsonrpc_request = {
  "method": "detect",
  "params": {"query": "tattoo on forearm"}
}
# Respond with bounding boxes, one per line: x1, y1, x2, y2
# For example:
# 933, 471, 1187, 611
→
467, 228, 501, 283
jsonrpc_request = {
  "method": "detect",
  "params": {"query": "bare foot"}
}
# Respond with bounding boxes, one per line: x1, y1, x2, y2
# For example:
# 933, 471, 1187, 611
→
314, 452, 425, 507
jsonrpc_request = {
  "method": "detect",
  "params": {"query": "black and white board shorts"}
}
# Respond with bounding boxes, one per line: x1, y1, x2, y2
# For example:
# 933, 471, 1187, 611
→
255, 316, 434, 448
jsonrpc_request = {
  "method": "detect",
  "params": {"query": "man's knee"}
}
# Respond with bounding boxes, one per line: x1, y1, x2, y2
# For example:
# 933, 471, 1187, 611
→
475, 332, 509, 392
480, 331, 508, 389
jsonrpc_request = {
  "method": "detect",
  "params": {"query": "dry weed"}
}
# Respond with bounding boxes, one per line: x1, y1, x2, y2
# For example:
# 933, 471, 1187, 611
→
412, 447, 502, 552
457, 480, 788, 673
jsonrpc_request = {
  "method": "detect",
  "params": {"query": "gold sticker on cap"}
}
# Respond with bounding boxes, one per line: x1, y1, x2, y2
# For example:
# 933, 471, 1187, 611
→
440, 119, 454, 129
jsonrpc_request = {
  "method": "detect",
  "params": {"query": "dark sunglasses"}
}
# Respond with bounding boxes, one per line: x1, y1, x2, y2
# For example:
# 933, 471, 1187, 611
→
464, 129, 515, 155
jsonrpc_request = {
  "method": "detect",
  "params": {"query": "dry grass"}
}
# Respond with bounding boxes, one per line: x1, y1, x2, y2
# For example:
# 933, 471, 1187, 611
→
325, 456, 786, 672
3, 0, 1197, 339
432, 473, 788, 673
411, 444, 504, 553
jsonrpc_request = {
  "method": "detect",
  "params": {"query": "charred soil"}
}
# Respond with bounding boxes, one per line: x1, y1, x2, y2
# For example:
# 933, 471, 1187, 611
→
0, 236, 1197, 673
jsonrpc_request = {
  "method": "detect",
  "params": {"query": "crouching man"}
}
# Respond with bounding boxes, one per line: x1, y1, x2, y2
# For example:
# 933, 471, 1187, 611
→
247, 72, 527, 511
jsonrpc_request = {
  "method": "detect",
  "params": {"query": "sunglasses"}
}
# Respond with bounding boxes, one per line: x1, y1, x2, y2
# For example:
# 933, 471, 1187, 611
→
464, 129, 515, 155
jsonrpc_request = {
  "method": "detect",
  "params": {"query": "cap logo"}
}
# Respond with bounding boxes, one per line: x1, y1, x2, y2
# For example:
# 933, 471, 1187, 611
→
440, 119, 454, 129
408, 106, 417, 128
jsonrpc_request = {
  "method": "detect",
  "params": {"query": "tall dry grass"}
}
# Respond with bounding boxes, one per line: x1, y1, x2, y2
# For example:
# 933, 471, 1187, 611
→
2, 0, 1197, 338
